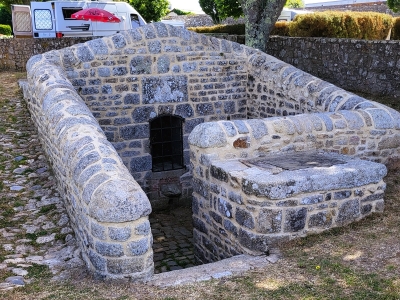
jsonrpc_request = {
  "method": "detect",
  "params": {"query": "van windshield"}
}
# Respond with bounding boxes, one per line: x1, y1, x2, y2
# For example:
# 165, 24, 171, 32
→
131, 14, 140, 28
62, 7, 83, 20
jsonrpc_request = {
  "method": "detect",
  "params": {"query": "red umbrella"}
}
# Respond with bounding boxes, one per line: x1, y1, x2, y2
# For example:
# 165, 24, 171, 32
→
71, 8, 121, 23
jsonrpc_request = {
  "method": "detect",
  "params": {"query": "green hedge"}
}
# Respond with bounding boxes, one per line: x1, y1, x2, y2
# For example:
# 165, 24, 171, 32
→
188, 24, 245, 35
391, 17, 400, 39
0, 24, 11, 36
271, 21, 290, 36
188, 12, 393, 40
289, 11, 392, 40
187, 22, 289, 36
170, 8, 194, 16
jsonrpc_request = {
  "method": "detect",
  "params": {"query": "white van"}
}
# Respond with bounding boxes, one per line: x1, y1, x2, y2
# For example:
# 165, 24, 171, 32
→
278, 8, 313, 22
11, 0, 146, 38
160, 19, 185, 28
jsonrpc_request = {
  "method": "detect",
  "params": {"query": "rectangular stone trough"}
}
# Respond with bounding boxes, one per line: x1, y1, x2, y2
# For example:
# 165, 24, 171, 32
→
193, 151, 387, 263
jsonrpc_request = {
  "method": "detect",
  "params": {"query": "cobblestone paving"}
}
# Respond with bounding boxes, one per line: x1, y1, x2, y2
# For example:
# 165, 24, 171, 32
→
0, 73, 196, 290
150, 207, 196, 274
0, 73, 86, 291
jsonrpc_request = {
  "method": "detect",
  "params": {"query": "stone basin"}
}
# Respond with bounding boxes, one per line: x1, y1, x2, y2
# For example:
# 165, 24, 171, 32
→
192, 151, 387, 263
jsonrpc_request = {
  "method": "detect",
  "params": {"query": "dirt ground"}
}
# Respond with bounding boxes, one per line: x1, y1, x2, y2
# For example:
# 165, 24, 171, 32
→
1, 71, 400, 299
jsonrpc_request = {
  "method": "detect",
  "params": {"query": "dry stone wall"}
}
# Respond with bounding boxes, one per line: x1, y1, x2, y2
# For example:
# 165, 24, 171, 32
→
187, 49, 400, 263
266, 37, 400, 97
21, 53, 154, 281
189, 149, 386, 262
21, 23, 252, 280
61, 26, 249, 209
0, 37, 91, 71
188, 110, 394, 262
2, 35, 400, 98
22, 23, 400, 280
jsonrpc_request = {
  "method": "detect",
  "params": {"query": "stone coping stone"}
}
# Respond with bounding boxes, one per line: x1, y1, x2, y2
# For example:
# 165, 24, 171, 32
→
212, 151, 387, 200
147, 254, 275, 287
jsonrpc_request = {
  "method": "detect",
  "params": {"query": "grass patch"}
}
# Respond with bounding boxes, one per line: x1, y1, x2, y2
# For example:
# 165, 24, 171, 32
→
1, 205, 15, 218
39, 204, 57, 214
0, 269, 14, 281
13, 200, 24, 207
7, 115, 17, 123
27, 264, 52, 279
0, 98, 10, 105
55, 232, 68, 242
225, 262, 399, 299
25, 230, 48, 241
24, 230, 50, 247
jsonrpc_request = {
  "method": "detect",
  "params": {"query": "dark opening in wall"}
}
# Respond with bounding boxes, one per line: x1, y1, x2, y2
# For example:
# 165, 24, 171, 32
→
150, 115, 184, 172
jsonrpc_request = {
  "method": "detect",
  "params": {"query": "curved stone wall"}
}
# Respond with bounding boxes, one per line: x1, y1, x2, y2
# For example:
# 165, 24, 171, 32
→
22, 23, 400, 280
23, 53, 154, 281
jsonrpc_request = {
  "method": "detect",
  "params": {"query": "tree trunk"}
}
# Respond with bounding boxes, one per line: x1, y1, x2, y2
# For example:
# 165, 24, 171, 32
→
240, 0, 286, 51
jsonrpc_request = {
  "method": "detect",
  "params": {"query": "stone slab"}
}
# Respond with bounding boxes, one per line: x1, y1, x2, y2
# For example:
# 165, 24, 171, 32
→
243, 151, 346, 170
147, 254, 272, 287
215, 151, 387, 199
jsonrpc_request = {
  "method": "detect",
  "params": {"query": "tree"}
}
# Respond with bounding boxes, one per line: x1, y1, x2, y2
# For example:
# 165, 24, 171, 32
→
0, 4, 12, 26
0, 0, 35, 13
128, 0, 169, 23
215, 0, 242, 20
388, 0, 400, 12
199, 0, 221, 24
240, 0, 287, 50
285, 0, 304, 9
199, 0, 286, 50
200, 0, 241, 23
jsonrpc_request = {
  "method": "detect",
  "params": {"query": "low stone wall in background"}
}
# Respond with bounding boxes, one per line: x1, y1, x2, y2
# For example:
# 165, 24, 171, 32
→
1, 35, 400, 98
0, 37, 91, 71
266, 36, 400, 97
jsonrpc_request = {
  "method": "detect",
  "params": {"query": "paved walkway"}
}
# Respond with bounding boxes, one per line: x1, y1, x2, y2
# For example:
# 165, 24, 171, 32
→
150, 207, 196, 274
0, 74, 195, 291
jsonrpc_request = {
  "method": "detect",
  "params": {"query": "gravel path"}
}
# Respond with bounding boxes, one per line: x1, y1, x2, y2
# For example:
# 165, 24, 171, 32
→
0, 73, 85, 291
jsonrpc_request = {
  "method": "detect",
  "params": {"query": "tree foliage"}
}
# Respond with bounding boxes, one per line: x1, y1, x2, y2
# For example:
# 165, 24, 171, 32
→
0, 4, 12, 26
215, 0, 242, 20
0, 0, 34, 13
170, 8, 194, 16
200, 0, 242, 23
388, 0, 400, 12
199, 0, 221, 24
128, 0, 169, 22
285, 0, 304, 9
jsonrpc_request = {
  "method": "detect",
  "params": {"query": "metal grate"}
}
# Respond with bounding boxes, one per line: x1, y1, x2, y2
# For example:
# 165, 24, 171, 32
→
14, 12, 32, 32
34, 9, 52, 30
150, 115, 184, 172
